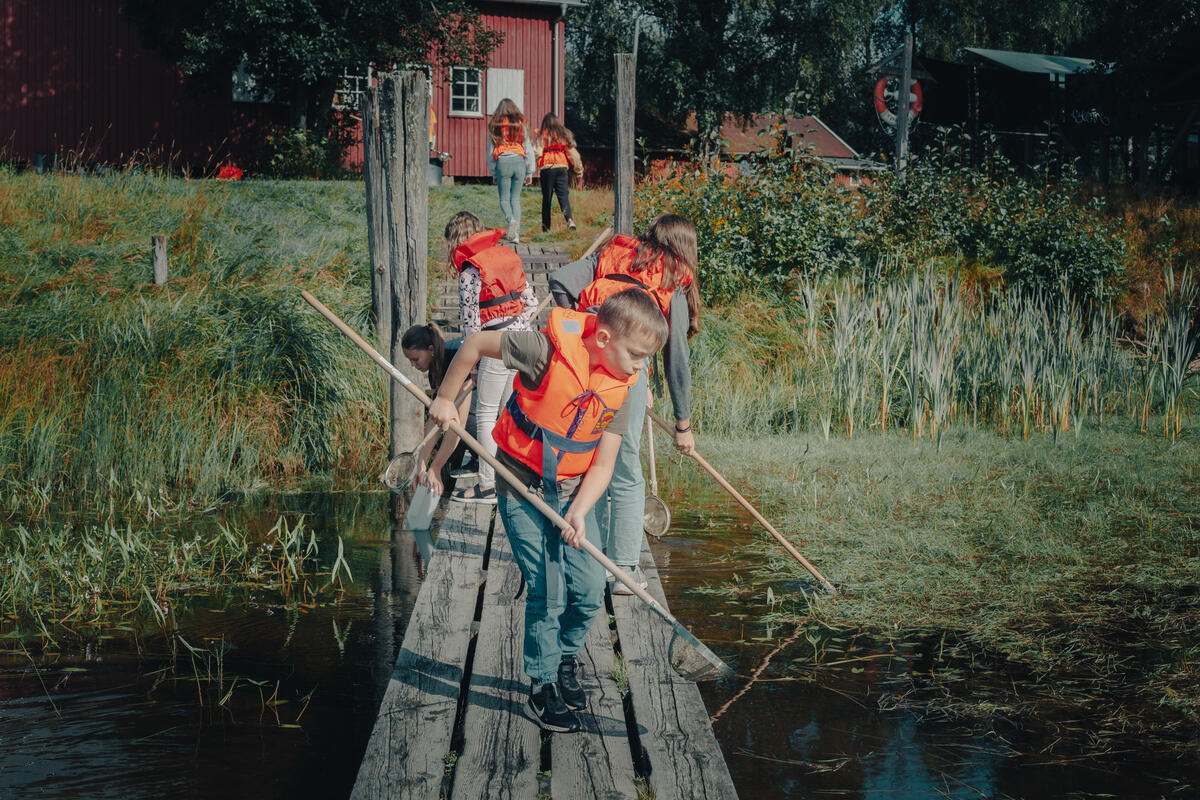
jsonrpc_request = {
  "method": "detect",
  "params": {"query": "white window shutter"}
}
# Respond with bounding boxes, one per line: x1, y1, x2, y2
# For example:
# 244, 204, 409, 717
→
485, 68, 525, 117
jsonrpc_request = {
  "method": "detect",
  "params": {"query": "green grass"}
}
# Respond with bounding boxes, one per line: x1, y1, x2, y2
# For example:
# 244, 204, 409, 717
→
0, 168, 613, 515
0, 514, 327, 643
682, 423, 1199, 755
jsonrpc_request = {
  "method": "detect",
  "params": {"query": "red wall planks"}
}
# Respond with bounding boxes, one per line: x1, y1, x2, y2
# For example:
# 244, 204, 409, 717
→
2, 0, 566, 177
2, 0, 281, 169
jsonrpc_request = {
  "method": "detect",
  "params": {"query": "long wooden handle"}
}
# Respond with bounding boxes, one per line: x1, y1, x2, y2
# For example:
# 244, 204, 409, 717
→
646, 409, 836, 594
645, 414, 659, 496
301, 291, 679, 617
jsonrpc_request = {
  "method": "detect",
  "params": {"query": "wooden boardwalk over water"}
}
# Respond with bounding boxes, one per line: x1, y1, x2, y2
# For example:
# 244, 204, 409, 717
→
352, 499, 738, 800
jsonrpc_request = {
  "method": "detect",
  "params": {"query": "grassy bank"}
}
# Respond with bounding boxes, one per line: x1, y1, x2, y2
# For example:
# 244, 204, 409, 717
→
0, 169, 612, 516
679, 425, 1199, 758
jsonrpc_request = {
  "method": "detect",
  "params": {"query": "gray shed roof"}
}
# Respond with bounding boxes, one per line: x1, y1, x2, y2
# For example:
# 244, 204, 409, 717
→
964, 47, 1096, 76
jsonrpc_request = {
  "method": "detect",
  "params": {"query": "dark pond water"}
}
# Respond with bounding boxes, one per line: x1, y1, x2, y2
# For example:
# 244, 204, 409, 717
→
1, 488, 1195, 799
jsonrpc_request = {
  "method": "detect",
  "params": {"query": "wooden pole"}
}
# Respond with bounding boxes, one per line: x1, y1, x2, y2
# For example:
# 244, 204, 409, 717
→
151, 235, 167, 285
378, 71, 429, 459
614, 53, 635, 236
362, 87, 392, 360
894, 32, 913, 181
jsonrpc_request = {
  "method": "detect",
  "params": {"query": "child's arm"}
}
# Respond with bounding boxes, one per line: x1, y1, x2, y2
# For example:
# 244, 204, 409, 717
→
429, 332, 504, 429
417, 388, 473, 495
560, 431, 623, 548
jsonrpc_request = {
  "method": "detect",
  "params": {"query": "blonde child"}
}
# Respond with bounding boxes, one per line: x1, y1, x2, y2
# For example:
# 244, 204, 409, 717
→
429, 288, 668, 732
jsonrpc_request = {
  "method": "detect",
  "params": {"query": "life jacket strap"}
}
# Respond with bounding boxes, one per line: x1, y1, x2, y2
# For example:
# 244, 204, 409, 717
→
479, 290, 522, 309
606, 273, 650, 290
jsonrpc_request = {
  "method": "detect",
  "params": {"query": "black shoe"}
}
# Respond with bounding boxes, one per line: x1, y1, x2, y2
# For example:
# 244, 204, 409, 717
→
557, 656, 587, 711
525, 682, 579, 732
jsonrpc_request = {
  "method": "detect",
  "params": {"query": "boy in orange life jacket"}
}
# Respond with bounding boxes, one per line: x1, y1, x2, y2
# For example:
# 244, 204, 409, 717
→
428, 288, 668, 733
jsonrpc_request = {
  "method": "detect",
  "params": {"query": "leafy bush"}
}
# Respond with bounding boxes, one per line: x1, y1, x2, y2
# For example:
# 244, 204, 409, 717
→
635, 134, 1127, 305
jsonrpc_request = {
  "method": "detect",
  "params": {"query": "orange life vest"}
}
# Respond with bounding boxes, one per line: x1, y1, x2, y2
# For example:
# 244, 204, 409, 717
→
492, 308, 638, 486
452, 229, 528, 328
576, 235, 691, 318
537, 132, 570, 170
492, 119, 526, 160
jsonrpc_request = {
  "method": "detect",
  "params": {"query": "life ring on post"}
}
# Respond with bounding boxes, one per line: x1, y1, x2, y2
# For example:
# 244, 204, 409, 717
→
873, 76, 923, 129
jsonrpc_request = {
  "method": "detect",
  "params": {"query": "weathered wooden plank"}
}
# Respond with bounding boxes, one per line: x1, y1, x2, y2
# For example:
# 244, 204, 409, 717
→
350, 501, 491, 800
551, 614, 639, 800
611, 540, 739, 800
450, 521, 541, 800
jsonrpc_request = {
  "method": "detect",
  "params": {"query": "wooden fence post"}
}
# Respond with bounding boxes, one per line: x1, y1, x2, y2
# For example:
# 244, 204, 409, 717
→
894, 32, 913, 181
378, 71, 429, 459
362, 87, 392, 363
614, 53, 636, 236
151, 235, 167, 285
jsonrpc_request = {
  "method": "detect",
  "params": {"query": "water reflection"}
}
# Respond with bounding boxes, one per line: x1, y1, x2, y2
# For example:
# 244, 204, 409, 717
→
2, 485, 1196, 799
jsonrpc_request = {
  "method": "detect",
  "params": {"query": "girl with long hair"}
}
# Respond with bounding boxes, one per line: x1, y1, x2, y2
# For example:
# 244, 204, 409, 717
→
534, 113, 582, 232
547, 214, 701, 592
486, 98, 535, 243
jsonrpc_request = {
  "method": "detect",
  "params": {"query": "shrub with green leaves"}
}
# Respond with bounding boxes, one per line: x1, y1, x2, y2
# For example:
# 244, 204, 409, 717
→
636, 134, 1127, 305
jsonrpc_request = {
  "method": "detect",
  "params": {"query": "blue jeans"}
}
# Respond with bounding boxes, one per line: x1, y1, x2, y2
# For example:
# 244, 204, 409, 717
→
499, 491, 605, 687
594, 368, 646, 568
495, 154, 525, 235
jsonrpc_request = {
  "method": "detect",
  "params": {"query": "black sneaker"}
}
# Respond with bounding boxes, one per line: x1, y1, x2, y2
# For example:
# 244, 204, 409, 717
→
524, 682, 579, 732
557, 656, 587, 711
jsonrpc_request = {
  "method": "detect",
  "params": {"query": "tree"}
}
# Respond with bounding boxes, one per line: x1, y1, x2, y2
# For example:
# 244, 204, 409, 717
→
567, 0, 884, 157
124, 1, 501, 135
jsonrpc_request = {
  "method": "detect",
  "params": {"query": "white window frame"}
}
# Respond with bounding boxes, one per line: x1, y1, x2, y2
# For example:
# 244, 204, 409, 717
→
449, 66, 483, 117
332, 66, 373, 111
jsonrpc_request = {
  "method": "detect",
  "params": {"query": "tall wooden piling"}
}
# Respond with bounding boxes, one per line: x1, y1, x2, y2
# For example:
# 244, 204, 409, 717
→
363, 71, 429, 460
614, 53, 636, 236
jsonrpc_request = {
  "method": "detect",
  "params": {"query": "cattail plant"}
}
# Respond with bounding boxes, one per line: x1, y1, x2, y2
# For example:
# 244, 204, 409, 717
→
1149, 267, 1200, 438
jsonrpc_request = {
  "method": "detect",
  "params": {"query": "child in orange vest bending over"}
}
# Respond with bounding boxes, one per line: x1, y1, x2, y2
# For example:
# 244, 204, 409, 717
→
428, 289, 668, 732
427, 212, 538, 504
548, 214, 701, 594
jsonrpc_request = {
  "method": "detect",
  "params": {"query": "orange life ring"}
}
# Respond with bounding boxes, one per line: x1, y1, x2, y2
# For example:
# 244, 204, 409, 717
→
873, 76, 923, 128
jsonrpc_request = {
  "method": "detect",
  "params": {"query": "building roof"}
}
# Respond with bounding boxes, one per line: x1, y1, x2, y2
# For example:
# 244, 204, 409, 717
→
963, 47, 1096, 76
482, 0, 586, 7
686, 113, 860, 159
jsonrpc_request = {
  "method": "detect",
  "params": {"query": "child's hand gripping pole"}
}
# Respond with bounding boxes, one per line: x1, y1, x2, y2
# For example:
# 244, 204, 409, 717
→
301, 290, 733, 682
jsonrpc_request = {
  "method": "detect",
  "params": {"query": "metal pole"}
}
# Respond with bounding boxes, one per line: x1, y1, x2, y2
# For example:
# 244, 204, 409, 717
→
895, 32, 912, 180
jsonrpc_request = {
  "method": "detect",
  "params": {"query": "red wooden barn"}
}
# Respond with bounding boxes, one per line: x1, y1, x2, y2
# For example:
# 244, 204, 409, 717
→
1, 0, 581, 177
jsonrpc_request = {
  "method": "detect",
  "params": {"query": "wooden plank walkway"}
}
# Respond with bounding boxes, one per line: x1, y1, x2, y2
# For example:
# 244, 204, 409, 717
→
432, 243, 572, 332
352, 497, 738, 800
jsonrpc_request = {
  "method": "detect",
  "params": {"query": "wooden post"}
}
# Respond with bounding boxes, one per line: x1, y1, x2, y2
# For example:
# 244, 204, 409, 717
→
151, 235, 167, 285
614, 53, 636, 236
378, 71, 430, 460
894, 32, 913, 181
362, 87, 392, 359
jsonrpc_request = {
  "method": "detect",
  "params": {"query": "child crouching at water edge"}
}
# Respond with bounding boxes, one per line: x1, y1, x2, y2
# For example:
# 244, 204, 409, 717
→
428, 289, 668, 732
